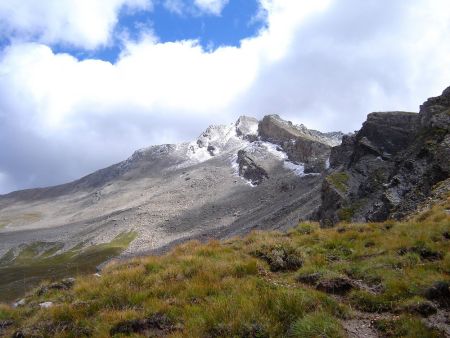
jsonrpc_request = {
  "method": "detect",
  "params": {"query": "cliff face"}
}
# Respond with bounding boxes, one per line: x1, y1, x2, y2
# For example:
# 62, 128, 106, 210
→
258, 115, 343, 173
318, 87, 450, 226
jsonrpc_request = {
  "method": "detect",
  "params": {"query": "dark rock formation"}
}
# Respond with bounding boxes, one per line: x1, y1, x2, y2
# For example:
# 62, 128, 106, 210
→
237, 150, 269, 185
317, 86, 450, 226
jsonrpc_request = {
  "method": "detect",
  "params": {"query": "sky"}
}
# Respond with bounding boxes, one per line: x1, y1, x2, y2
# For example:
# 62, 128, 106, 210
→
0, 0, 450, 194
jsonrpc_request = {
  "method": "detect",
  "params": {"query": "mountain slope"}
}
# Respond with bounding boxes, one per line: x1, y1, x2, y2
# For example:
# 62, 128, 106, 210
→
1, 86, 450, 305
0, 115, 340, 300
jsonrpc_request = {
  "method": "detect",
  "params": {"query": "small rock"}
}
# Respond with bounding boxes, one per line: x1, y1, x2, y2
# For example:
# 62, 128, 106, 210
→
397, 246, 443, 261
405, 300, 437, 317
206, 323, 232, 337
49, 277, 75, 290
39, 302, 54, 309
416, 247, 443, 261
424, 281, 450, 308
397, 247, 408, 255
0, 320, 14, 330
384, 223, 394, 230
316, 277, 354, 295
364, 241, 375, 248
239, 322, 269, 338
110, 313, 182, 336
13, 299, 26, 308
296, 272, 321, 285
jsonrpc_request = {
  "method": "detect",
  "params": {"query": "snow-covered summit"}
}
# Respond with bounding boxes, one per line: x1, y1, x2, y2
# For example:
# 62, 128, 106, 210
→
126, 114, 343, 179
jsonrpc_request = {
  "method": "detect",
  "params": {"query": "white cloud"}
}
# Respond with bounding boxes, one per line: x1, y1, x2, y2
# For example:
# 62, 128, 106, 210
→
163, 0, 229, 16
0, 0, 152, 49
163, 0, 185, 15
1, 1, 330, 133
1, 0, 450, 193
194, 0, 229, 15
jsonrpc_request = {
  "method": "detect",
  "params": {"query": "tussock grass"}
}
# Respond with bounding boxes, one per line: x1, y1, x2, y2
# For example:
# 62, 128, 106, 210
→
0, 196, 448, 337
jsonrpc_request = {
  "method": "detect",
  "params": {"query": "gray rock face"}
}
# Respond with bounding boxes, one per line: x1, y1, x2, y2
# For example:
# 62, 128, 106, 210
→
318, 86, 450, 225
258, 115, 342, 173
235, 116, 259, 141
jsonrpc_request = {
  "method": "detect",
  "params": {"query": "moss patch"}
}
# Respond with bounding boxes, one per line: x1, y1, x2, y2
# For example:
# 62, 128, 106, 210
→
326, 172, 350, 193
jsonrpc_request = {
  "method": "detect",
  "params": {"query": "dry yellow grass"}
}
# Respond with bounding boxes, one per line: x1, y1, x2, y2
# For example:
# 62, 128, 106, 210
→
0, 196, 448, 337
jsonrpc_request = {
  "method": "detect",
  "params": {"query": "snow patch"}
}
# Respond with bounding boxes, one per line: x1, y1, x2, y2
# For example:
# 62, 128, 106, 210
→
39, 302, 53, 308
186, 123, 247, 163
260, 141, 288, 160
186, 142, 212, 162
283, 161, 305, 176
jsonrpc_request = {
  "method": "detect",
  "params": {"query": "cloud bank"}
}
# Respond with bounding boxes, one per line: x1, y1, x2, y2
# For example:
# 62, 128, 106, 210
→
1, 0, 450, 193
0, 0, 152, 49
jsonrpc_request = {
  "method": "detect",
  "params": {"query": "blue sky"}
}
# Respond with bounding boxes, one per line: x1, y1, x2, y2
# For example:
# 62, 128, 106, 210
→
0, 0, 450, 193
1, 0, 265, 63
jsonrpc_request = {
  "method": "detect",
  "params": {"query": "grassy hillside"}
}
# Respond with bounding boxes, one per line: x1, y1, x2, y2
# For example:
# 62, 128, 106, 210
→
0, 232, 137, 303
0, 197, 449, 337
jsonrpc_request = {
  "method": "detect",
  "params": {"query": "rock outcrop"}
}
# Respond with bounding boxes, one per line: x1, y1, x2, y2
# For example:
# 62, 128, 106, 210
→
258, 115, 343, 173
236, 150, 269, 185
318, 87, 450, 226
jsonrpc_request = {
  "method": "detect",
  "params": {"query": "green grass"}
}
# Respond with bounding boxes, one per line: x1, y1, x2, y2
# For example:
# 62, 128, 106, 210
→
0, 231, 137, 303
290, 312, 345, 337
326, 172, 350, 193
0, 196, 448, 337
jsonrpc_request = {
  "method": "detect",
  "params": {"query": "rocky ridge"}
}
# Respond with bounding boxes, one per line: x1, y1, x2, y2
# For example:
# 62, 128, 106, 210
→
318, 86, 450, 225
